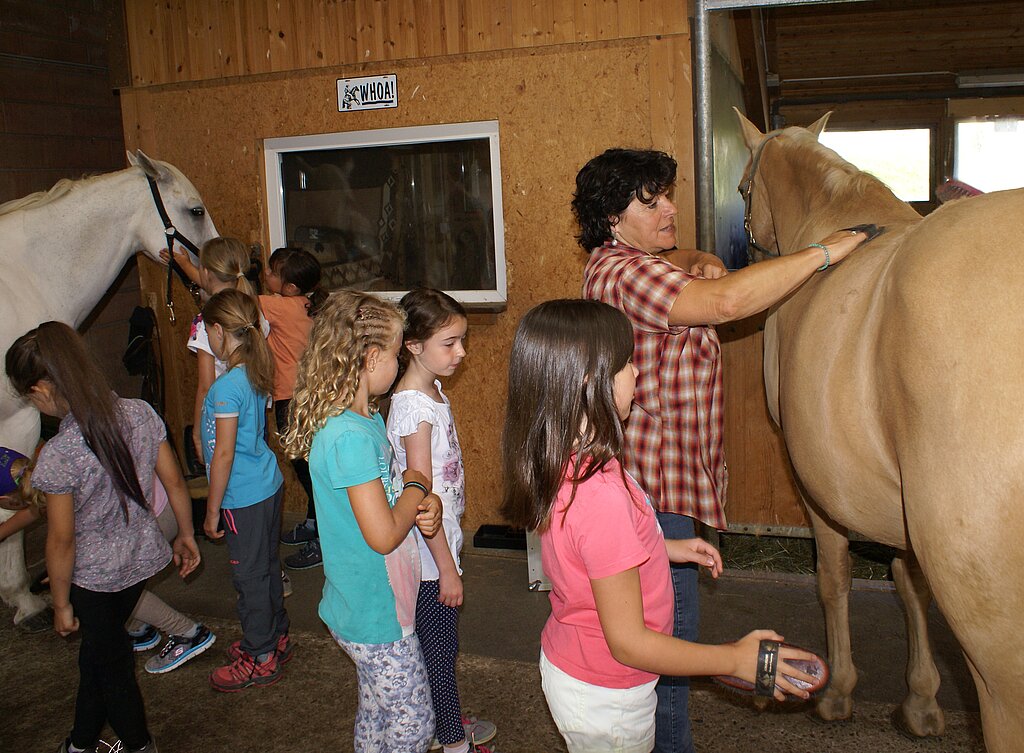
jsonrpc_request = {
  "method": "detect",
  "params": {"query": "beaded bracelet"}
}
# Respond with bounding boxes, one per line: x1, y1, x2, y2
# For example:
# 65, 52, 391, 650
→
808, 242, 830, 271
404, 480, 429, 497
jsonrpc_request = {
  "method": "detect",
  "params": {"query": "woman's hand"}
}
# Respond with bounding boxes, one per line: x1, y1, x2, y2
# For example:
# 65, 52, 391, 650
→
812, 228, 870, 266
665, 537, 723, 577
53, 603, 79, 637
172, 533, 202, 577
438, 570, 464, 608
204, 509, 224, 540
415, 493, 442, 538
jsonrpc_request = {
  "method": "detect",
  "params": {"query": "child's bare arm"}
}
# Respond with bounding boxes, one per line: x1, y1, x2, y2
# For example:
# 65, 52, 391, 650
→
591, 568, 813, 701
402, 427, 462, 605
348, 477, 432, 555
204, 416, 237, 540
0, 505, 41, 542
45, 492, 78, 636
154, 440, 201, 577
192, 350, 216, 460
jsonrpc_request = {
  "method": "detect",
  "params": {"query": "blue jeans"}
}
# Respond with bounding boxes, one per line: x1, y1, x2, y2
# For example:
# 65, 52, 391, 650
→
654, 512, 699, 753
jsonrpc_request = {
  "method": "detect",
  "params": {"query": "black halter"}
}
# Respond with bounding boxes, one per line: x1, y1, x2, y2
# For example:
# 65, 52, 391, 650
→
739, 130, 782, 261
146, 174, 203, 323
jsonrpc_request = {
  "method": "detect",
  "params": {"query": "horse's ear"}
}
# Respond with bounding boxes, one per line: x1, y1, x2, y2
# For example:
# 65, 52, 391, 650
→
130, 150, 164, 180
807, 112, 833, 139
734, 107, 765, 151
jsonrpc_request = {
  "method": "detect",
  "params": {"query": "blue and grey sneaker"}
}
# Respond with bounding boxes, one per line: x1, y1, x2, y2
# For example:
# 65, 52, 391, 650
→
280, 519, 317, 546
129, 624, 161, 652
144, 624, 216, 674
285, 538, 322, 570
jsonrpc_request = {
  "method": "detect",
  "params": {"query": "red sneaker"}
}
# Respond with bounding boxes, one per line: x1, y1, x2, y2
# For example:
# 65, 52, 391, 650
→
209, 651, 281, 692
226, 633, 294, 665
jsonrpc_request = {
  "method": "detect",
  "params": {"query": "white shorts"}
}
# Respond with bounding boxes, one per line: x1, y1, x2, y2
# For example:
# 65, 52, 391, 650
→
539, 649, 657, 753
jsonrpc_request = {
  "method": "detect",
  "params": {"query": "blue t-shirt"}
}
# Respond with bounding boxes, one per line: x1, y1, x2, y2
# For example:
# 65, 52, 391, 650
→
310, 410, 420, 644
200, 366, 282, 509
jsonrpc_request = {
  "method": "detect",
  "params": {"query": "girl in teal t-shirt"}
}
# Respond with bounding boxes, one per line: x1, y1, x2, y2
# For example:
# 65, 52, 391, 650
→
282, 290, 442, 752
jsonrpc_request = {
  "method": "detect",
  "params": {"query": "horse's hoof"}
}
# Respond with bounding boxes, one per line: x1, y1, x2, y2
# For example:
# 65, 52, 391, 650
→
15, 607, 52, 634
814, 690, 853, 722
890, 708, 945, 740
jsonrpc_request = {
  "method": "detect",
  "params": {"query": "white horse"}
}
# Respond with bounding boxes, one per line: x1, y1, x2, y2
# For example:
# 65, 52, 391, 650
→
0, 151, 217, 629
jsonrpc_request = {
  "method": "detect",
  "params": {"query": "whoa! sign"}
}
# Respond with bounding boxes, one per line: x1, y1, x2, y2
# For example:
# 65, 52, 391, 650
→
337, 75, 398, 111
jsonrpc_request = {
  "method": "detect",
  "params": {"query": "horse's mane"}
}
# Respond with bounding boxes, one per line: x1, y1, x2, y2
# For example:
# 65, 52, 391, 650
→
0, 171, 110, 216
787, 129, 891, 202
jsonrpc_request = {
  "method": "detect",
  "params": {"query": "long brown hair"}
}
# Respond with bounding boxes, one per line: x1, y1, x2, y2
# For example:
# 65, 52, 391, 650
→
201, 289, 275, 397
281, 290, 404, 459
5, 322, 147, 521
500, 299, 635, 531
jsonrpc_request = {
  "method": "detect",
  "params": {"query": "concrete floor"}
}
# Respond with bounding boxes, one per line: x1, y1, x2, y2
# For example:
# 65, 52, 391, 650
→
1, 512, 986, 752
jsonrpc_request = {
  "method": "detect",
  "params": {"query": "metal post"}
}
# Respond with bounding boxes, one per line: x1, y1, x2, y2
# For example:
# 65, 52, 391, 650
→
693, 0, 716, 253
694, 0, 873, 254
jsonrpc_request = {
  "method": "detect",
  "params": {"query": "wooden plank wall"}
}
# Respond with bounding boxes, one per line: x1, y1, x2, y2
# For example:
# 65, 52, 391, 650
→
767, 0, 1024, 99
119, 4, 701, 532
124, 0, 688, 87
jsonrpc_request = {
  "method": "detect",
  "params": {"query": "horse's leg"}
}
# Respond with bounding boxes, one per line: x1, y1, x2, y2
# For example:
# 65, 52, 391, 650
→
806, 500, 857, 721
890, 551, 944, 737
0, 508, 47, 626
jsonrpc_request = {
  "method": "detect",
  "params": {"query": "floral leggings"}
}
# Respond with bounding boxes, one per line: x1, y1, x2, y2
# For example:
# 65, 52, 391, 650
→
333, 631, 435, 752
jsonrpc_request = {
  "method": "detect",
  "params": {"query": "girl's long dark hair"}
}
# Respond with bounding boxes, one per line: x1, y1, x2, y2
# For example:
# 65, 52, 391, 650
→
5, 321, 147, 521
501, 299, 635, 531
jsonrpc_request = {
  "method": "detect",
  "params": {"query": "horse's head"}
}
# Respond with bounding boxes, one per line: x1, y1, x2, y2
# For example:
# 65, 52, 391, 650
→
734, 109, 832, 264
127, 150, 219, 266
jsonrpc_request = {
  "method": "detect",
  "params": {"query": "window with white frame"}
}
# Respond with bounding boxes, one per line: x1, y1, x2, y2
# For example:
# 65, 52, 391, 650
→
264, 121, 506, 308
955, 116, 1024, 192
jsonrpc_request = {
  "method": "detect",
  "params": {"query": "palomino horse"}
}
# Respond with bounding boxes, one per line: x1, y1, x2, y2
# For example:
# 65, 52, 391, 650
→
737, 111, 1024, 753
0, 151, 217, 628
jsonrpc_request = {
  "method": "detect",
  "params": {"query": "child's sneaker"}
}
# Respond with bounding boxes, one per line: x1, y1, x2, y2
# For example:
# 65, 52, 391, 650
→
227, 633, 294, 665
430, 717, 497, 751
281, 570, 293, 598
128, 624, 161, 652
464, 717, 497, 747
284, 538, 322, 570
280, 519, 316, 545
144, 624, 216, 674
209, 651, 281, 692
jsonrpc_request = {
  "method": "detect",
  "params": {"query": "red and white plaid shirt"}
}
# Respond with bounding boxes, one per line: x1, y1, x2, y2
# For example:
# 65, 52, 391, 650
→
583, 240, 728, 529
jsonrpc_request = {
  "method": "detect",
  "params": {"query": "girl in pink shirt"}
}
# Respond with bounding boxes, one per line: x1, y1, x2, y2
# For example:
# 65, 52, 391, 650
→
501, 299, 817, 753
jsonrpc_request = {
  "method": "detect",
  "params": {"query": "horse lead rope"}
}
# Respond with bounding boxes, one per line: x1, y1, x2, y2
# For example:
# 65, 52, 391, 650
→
146, 174, 203, 324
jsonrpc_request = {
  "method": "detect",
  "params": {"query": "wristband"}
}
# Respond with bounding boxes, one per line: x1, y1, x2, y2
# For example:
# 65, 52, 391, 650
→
404, 480, 429, 498
808, 242, 830, 271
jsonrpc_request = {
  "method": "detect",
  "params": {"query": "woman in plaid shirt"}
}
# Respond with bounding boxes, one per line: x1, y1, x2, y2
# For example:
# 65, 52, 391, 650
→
574, 147, 868, 753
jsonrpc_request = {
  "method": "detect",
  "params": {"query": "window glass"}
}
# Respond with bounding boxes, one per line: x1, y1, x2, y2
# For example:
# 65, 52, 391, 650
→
955, 117, 1024, 192
818, 128, 931, 202
264, 122, 506, 308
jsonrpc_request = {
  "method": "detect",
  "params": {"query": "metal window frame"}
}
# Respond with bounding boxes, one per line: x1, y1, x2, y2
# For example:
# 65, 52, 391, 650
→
693, 0, 872, 251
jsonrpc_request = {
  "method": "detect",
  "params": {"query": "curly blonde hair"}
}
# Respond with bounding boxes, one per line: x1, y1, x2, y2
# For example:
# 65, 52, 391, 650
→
282, 290, 404, 459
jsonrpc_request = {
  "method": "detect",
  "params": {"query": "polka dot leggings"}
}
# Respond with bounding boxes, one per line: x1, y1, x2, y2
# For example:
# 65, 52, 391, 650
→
416, 579, 464, 746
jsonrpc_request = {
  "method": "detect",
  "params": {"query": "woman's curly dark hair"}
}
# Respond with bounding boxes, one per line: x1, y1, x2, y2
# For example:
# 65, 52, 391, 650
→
571, 148, 677, 251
